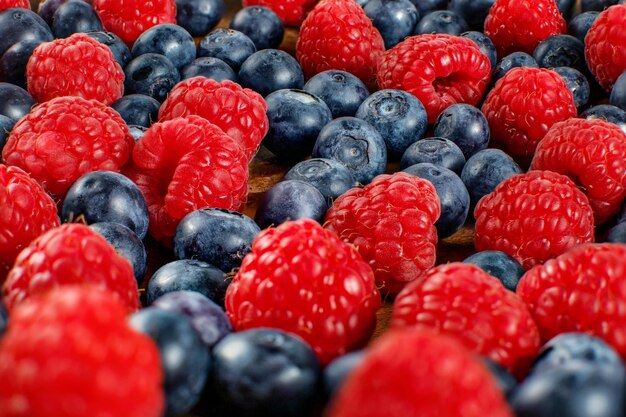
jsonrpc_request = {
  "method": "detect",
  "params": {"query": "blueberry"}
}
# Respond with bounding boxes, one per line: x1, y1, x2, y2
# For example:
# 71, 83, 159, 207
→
556, 0, 576, 18
176, 0, 225, 37
152, 290, 232, 349
0, 81, 35, 122
449, 0, 494, 29
567, 11, 600, 43
130, 308, 211, 417
610, 71, 626, 111
312, 117, 387, 185
0, 39, 42, 87
433, 103, 490, 159
407, 0, 447, 16
86, 31, 132, 69
324, 350, 366, 398
263, 89, 332, 160
50, 0, 103, 38
89, 222, 147, 284
492, 52, 539, 83
460, 31, 497, 69
581, 104, 626, 134
284, 158, 357, 204
210, 328, 320, 417
229, 6, 284, 50
553, 66, 590, 108
618, 201, 626, 224
581, 0, 619, 11
303, 70, 370, 118
463, 250, 525, 291
399, 137, 466, 174
363, 0, 419, 49
38, 0, 70, 24
254, 180, 328, 229
355, 89, 428, 159
414, 10, 469, 36
128, 125, 147, 141
238, 49, 304, 96
124, 53, 181, 102
111, 94, 160, 128
0, 8, 52, 57
607, 222, 626, 243
197, 28, 256, 72
181, 57, 238, 82
0, 114, 14, 152
481, 357, 517, 400
131, 24, 196, 70
532, 34, 586, 73
0, 302, 7, 337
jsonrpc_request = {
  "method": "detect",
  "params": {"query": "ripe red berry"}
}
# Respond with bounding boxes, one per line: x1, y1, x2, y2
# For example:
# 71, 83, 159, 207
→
243, 0, 318, 26
377, 34, 492, 123
0, 287, 164, 417
585, 4, 626, 91
225, 219, 381, 364
0, 0, 29, 10
324, 172, 440, 295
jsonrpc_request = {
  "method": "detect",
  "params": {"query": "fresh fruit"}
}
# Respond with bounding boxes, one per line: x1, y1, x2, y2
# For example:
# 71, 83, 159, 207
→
607, 222, 626, 243
284, 158, 357, 204
482, 358, 518, 400
399, 137, 466, 174
111, 94, 161, 128
492, 51, 538, 83
229, 5, 284, 50
611, 71, 626, 110
323, 350, 366, 398
450, 0, 494, 28
567, 11, 599, 42
90, 222, 147, 284
238, 49, 304, 96
175, 0, 225, 36
532, 34, 586, 73
585, 4, 626, 90
181, 56, 238, 82
0, 8, 52, 58
432, 103, 490, 159
363, 0, 418, 49
463, 250, 525, 291
0, 0, 30, 10
131, 24, 196, 70
242, 0, 318, 26
86, 30, 132, 68
197, 28, 256, 71
0, 39, 42, 87
50, 0, 103, 39
461, 31, 498, 69
580, 104, 626, 133
123, 53, 181, 102
414, 10, 469, 35
553, 66, 590, 108
303, 70, 369, 118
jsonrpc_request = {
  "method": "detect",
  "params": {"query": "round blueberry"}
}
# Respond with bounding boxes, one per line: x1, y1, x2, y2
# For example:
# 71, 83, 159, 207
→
238, 49, 304, 96
180, 57, 238, 82
581, 104, 626, 134
197, 28, 256, 72
38, 0, 70, 24
481, 357, 518, 400
0, 39, 42, 87
0, 82, 35, 122
610, 71, 626, 111
0, 114, 14, 152
50, 0, 103, 38
433, 103, 490, 159
131, 24, 196, 70
0, 302, 7, 337
461, 31, 497, 69
175, 0, 225, 37
582, 0, 620, 11
111, 94, 160, 128
607, 222, 626, 243
0, 8, 53, 57
124, 53, 181, 102
567, 11, 599, 43
414, 10, 469, 36
364, 0, 419, 49
463, 250, 525, 291
284, 158, 357, 204
532, 34, 586, 73
303, 70, 370, 118
229, 6, 284, 50
449, 0, 494, 29
407, 0, 447, 16
556, 0, 576, 18
324, 350, 366, 398
399, 137, 466, 174
493, 52, 539, 83
128, 125, 147, 141
86, 31, 132, 69
553, 66, 590, 108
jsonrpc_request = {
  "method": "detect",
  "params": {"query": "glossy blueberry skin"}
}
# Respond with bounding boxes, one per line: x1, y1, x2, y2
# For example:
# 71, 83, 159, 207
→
313, 117, 387, 185
581, 104, 626, 134
414, 10, 469, 36
582, 0, 619, 11
556, 0, 576, 18
364, 0, 419, 49
0, 39, 42, 87
0, 115, 14, 152
461, 31, 497, 69
324, 350, 366, 398
197, 28, 256, 72
449, 0, 494, 29
229, 6, 284, 50
284, 158, 357, 204
86, 31, 132, 68
567, 11, 599, 43
481, 357, 517, 400
493, 52, 539, 83
89, 222, 147, 284
399, 137, 466, 174
407, 0, 446, 16
355, 89, 428, 159
132, 24, 196, 70
0, 8, 53, 57
554, 67, 590, 108
130, 308, 211, 417
533, 34, 586, 73
176, 0, 225, 37
38, 0, 70, 24
111, 94, 160, 128
433, 103, 490, 159
463, 250, 525, 291
610, 71, 626, 111
124, 53, 181, 102
0, 82, 34, 122
51, 0, 102, 38
181, 56, 238, 82
0, 302, 7, 337
303, 70, 370, 118
210, 328, 320, 417
238, 49, 304, 96
607, 222, 626, 243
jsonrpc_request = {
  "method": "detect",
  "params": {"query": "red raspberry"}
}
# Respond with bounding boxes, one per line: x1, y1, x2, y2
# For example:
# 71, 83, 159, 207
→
474, 170, 595, 270
158, 78, 268, 161
243, 0, 317, 26
585, 4, 626, 91
1, 96, 134, 198
2, 224, 139, 313
327, 328, 514, 417
531, 118, 626, 224
518, 243, 626, 357
0, 287, 164, 417
324, 172, 440, 295
295, 0, 385, 86
225, 219, 381, 364
26, 33, 124, 105
126, 115, 249, 243
481, 67, 576, 160
377, 34, 492, 124
484, 0, 566, 57
0, 0, 29, 10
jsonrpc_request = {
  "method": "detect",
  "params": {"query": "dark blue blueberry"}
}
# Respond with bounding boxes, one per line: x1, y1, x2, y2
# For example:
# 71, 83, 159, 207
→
0, 82, 34, 122
51, 0, 102, 38
355, 89, 428, 159
581, 0, 619, 11
254, 180, 328, 229
607, 222, 626, 243
449, 0, 494, 29
197, 28, 256, 72
229, 6, 284, 50
407, 0, 447, 16
174, 208, 260, 273
131, 24, 196, 70
433, 103, 490, 159
364, 0, 419, 49
238, 49, 304, 96
312, 117, 387, 184
0, 114, 14, 152
263, 89, 332, 160
0, 39, 42, 87
532, 34, 586, 73
610, 71, 626, 111
461, 31, 497, 69
86, 31, 132, 69
152, 290, 232, 349
176, 0, 225, 37
181, 56, 238, 82
284, 158, 357, 204
62, 171, 149, 239
130, 308, 210, 417
493, 52, 539, 83
124, 53, 181, 102
89, 222, 147, 284
554, 67, 590, 108
324, 350, 366, 398
414, 10, 469, 36
463, 250, 525, 291
399, 137, 466, 174
210, 328, 320, 417
111, 94, 160, 128
303, 70, 370, 118
481, 357, 518, 400
618, 201, 626, 224
0, 8, 52, 57
128, 125, 147, 141
556, 0, 576, 18
37, 0, 70, 24
581, 104, 626, 134
567, 11, 600, 43
0, 302, 7, 337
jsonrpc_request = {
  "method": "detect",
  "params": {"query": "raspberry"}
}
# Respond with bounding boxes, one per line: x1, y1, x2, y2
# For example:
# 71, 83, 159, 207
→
0, 0, 29, 10
0, 287, 164, 417
126, 115, 249, 243
518, 243, 626, 358
484, 0, 566, 57
26, 33, 124, 105
2, 223, 139, 313
225, 219, 381, 364
376, 34, 492, 124
474, 170, 595, 270
295, 0, 385, 86
392, 263, 541, 375
243, 0, 317, 26
158, 78, 268, 161
324, 172, 440, 294
481, 67, 577, 160
531, 118, 626, 224
585, 4, 626, 91
1, 96, 134, 198
327, 328, 514, 417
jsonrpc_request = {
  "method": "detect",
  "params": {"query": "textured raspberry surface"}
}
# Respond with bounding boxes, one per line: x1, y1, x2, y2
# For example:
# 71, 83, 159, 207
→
481, 67, 576, 159
0, 287, 164, 417
225, 219, 381, 364
126, 115, 249, 243
531, 118, 626, 224
158, 78, 268, 161
327, 328, 514, 417
585, 4, 626, 91
295, 0, 385, 86
26, 33, 124, 105
518, 243, 626, 358
392, 263, 540, 375
1, 96, 134, 198
243, 0, 317, 26
377, 34, 492, 124
2, 224, 139, 312
324, 172, 440, 295
474, 170, 595, 270
484, 0, 566, 56
0, 0, 29, 10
